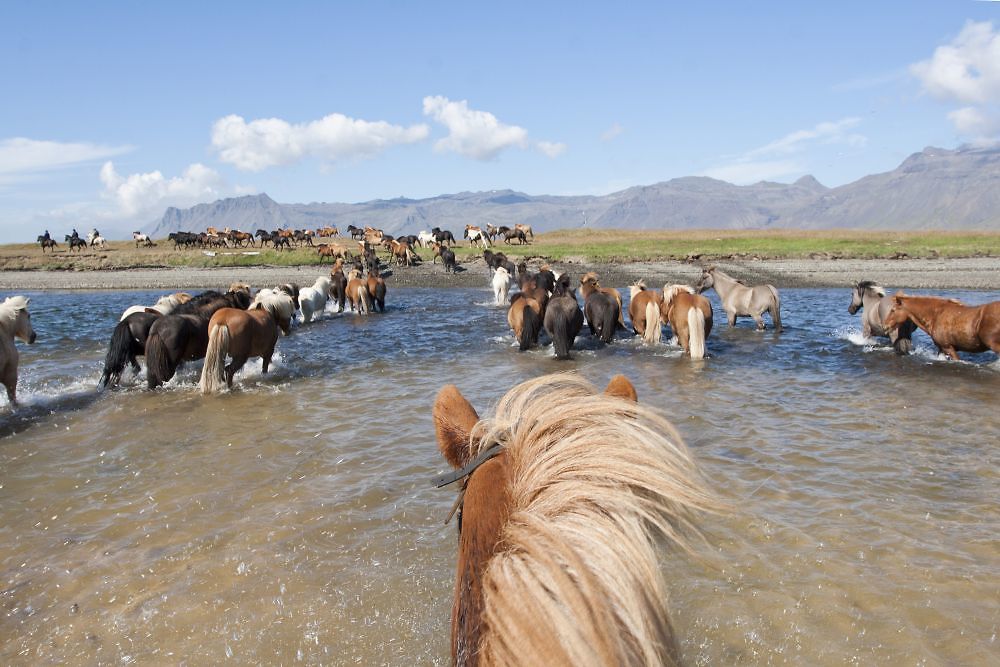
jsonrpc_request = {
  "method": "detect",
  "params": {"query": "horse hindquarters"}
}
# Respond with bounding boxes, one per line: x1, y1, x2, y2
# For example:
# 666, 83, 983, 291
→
144, 332, 175, 389
687, 307, 707, 359
643, 300, 661, 344
199, 324, 230, 394
518, 305, 541, 351
545, 307, 572, 359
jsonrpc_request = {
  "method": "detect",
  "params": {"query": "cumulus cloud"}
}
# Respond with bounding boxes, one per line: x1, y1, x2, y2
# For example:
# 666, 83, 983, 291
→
912, 21, 1000, 139
100, 161, 250, 218
211, 113, 430, 171
0, 138, 132, 180
703, 117, 866, 184
422, 96, 564, 160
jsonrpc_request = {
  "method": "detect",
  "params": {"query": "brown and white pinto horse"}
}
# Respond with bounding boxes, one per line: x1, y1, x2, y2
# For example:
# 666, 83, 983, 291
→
884, 292, 1000, 361
628, 280, 663, 344
661, 285, 713, 359
433, 373, 719, 666
199, 290, 295, 393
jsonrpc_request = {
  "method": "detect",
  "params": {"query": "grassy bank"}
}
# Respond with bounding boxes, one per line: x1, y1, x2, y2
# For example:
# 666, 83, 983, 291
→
2, 229, 998, 271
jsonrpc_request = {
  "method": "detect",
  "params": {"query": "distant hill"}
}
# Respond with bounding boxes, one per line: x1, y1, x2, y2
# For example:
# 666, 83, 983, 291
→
146, 145, 1000, 237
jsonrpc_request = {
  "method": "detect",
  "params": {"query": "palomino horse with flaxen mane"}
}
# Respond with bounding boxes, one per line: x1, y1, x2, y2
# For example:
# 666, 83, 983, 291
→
432, 373, 719, 666
628, 280, 663, 344
199, 289, 295, 393
0, 296, 37, 407
696, 267, 781, 331
662, 285, 713, 359
847, 281, 915, 354
884, 291, 1000, 361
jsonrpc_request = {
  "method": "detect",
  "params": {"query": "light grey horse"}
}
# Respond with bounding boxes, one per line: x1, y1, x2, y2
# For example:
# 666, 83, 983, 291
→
847, 280, 915, 354
696, 267, 781, 331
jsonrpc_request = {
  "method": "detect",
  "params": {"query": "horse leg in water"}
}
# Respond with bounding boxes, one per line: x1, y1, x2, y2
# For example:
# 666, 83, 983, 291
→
2, 367, 16, 405
225, 355, 249, 389
752, 312, 765, 330
726, 309, 737, 327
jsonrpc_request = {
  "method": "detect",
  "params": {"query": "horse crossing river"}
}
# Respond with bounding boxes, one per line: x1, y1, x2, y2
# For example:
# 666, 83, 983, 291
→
1, 286, 998, 664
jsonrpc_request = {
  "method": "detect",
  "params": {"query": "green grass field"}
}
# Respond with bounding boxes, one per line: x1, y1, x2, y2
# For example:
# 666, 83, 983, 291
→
1, 229, 997, 271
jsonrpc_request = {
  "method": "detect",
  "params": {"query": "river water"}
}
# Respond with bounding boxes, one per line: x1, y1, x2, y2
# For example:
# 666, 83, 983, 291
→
1, 286, 998, 665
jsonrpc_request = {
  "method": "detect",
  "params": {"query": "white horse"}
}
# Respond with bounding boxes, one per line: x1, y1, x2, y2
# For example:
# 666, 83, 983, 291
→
417, 230, 436, 248
298, 276, 332, 323
492, 266, 511, 305
120, 292, 192, 321
133, 231, 153, 247
0, 296, 37, 407
89, 234, 107, 249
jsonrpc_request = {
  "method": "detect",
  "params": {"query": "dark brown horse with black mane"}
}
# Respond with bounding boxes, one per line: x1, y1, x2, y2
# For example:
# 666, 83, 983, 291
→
579, 272, 621, 344
884, 292, 1000, 361
144, 289, 252, 388
544, 273, 584, 359
432, 373, 719, 666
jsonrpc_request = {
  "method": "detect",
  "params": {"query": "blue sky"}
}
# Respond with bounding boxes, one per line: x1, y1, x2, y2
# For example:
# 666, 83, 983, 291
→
2, 1, 999, 240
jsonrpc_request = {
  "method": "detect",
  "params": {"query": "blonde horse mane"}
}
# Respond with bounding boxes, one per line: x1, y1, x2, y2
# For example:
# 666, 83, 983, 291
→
465, 373, 719, 666
252, 289, 295, 321
662, 284, 695, 305
629, 279, 647, 298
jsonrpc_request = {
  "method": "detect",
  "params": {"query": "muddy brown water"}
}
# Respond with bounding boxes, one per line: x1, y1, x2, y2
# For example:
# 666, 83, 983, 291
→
1, 287, 998, 664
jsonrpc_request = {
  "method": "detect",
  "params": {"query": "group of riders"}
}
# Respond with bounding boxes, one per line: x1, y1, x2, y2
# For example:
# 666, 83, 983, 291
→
40, 228, 97, 242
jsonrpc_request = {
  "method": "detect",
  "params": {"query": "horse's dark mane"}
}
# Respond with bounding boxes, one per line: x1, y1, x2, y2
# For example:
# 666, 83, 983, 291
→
857, 280, 879, 291
173, 290, 249, 316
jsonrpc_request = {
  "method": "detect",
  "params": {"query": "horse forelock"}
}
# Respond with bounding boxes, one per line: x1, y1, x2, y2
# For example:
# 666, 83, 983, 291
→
464, 373, 720, 666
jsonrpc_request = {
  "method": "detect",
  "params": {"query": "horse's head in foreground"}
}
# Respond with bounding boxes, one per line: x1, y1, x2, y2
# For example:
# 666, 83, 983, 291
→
433, 373, 719, 666
1, 296, 36, 345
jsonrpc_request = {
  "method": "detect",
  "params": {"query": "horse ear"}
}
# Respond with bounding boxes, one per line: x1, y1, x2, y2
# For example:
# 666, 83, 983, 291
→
604, 375, 638, 402
893, 291, 905, 304
433, 385, 480, 469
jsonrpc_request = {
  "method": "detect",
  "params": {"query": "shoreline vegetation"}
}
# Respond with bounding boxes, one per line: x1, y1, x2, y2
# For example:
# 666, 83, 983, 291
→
1, 229, 998, 290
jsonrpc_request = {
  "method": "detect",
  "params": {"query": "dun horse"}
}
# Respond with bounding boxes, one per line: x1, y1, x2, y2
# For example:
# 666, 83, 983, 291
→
696, 267, 781, 331
662, 285, 713, 359
432, 373, 718, 666
0, 296, 37, 406
848, 281, 915, 354
199, 290, 295, 393
884, 292, 1000, 361
628, 280, 663, 344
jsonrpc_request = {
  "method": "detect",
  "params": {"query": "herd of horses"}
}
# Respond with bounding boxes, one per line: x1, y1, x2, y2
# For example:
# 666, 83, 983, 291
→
2, 262, 1000, 666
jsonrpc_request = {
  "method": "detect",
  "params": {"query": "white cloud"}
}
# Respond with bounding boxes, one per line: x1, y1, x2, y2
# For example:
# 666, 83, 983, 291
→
100, 161, 251, 218
703, 117, 866, 185
536, 140, 567, 158
0, 138, 132, 179
601, 122, 624, 142
423, 95, 567, 160
211, 113, 430, 171
912, 21, 1000, 138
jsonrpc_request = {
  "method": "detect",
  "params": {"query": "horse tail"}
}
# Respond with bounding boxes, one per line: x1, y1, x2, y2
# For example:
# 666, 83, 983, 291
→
375, 282, 386, 312
356, 284, 372, 314
519, 305, 541, 351
549, 310, 571, 359
599, 302, 617, 344
100, 318, 135, 388
643, 300, 661, 345
688, 307, 706, 359
199, 323, 229, 394
144, 332, 173, 389
767, 285, 782, 332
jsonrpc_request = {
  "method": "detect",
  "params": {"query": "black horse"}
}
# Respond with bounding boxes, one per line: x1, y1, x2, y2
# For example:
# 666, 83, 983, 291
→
99, 311, 161, 388
432, 227, 456, 246
544, 274, 584, 360
440, 245, 457, 273
64, 234, 87, 252
144, 290, 252, 388
37, 235, 58, 253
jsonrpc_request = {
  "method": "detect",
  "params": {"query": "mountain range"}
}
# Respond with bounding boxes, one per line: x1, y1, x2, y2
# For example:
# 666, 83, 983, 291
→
146, 145, 1000, 238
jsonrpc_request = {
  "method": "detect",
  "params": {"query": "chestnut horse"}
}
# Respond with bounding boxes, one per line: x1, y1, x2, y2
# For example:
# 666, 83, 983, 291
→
884, 292, 1000, 361
0, 296, 37, 406
661, 285, 713, 359
507, 293, 542, 350
346, 269, 373, 314
432, 373, 718, 666
199, 290, 295, 393
628, 280, 663, 344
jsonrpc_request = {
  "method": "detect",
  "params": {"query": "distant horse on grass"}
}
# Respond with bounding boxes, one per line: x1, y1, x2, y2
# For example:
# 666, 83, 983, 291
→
543, 274, 584, 359
144, 289, 252, 389
199, 290, 295, 393
508, 293, 542, 350
65, 235, 87, 252
0, 296, 37, 406
696, 267, 781, 331
848, 280, 915, 354
884, 292, 1000, 361
37, 236, 58, 252
432, 373, 719, 666
662, 284, 713, 359
579, 273, 620, 344
628, 280, 663, 344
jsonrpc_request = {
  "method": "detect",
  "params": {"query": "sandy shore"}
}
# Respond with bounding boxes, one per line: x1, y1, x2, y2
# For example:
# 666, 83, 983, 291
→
0, 256, 997, 291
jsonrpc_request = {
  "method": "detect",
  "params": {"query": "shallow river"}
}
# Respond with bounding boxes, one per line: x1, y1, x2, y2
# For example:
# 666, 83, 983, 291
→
1, 286, 998, 665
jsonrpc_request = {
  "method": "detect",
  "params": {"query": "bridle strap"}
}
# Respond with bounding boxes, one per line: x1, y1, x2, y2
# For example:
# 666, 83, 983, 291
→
432, 442, 505, 488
